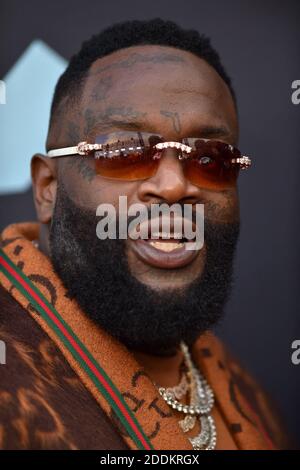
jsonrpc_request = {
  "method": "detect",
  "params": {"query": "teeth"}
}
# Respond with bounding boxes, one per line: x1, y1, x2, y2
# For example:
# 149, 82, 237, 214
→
149, 241, 182, 252
151, 231, 182, 240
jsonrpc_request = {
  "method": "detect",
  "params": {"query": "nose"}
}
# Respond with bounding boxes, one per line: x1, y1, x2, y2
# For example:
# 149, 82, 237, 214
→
137, 147, 200, 204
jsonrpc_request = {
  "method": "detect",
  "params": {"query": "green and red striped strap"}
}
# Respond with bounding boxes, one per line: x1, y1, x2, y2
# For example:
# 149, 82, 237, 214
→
0, 248, 154, 451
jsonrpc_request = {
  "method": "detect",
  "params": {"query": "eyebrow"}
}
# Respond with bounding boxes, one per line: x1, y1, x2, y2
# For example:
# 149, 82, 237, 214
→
93, 120, 145, 132
193, 125, 231, 139
92, 120, 232, 137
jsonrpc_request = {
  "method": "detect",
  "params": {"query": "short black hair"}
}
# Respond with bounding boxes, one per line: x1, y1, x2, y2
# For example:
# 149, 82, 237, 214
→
49, 18, 235, 126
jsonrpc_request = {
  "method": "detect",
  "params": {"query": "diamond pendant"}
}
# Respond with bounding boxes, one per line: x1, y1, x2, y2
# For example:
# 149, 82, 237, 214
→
179, 414, 197, 433
189, 415, 217, 450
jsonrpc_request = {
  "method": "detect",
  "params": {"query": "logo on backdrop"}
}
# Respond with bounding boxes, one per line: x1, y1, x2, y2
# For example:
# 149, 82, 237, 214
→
0, 40, 67, 195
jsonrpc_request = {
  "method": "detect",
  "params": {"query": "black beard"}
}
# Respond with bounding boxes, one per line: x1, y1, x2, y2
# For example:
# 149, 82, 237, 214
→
49, 182, 240, 357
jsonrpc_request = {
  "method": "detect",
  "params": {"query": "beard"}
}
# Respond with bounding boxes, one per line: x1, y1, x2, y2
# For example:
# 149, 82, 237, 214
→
49, 181, 240, 357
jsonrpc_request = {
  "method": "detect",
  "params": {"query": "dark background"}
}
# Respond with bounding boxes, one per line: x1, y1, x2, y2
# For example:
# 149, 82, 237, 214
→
0, 0, 299, 445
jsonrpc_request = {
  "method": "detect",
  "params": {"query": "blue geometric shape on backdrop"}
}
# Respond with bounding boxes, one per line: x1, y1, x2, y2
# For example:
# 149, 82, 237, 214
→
0, 40, 67, 194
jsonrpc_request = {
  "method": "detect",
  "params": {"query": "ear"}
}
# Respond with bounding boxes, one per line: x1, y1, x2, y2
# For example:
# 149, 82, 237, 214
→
31, 154, 57, 224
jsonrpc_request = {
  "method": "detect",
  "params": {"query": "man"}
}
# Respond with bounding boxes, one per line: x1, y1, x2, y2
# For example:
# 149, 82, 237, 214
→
0, 18, 288, 450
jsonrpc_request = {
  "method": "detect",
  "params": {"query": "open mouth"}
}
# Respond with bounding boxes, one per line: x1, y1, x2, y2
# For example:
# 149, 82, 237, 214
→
128, 219, 201, 269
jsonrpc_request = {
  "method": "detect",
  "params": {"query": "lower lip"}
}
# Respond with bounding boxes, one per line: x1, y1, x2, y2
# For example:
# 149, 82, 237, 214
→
129, 239, 199, 269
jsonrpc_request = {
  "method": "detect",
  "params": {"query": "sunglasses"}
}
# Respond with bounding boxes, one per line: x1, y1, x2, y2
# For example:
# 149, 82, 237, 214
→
47, 131, 251, 190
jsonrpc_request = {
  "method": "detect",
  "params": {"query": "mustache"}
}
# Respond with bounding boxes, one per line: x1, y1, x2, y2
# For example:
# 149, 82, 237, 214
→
52, 180, 240, 248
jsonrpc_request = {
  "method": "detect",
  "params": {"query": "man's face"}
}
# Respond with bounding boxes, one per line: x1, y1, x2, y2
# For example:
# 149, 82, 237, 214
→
48, 45, 239, 291
43, 45, 240, 355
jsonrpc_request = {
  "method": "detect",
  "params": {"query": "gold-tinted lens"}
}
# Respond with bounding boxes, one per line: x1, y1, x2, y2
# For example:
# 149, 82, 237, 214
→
93, 131, 164, 180
182, 138, 240, 190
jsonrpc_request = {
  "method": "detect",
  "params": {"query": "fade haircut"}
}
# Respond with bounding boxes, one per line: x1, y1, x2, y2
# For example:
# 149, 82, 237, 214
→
49, 17, 236, 131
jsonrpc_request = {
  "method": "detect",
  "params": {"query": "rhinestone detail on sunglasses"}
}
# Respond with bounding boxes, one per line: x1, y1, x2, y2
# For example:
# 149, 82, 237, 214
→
47, 140, 251, 169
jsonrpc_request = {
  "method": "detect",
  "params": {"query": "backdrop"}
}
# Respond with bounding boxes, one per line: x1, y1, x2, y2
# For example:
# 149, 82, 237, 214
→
0, 0, 299, 445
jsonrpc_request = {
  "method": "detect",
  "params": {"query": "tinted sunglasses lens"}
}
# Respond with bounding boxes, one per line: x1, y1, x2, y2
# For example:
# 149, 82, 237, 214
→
93, 132, 163, 180
182, 139, 240, 190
